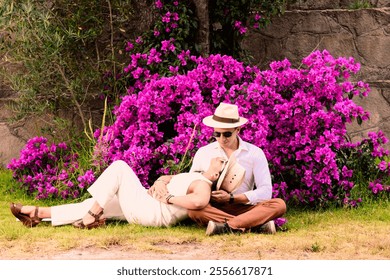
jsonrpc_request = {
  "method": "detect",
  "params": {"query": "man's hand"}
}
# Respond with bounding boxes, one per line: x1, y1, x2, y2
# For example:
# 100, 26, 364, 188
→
211, 190, 230, 204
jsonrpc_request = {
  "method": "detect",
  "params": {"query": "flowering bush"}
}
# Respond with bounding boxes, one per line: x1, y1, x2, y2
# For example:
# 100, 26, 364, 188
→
337, 131, 390, 205
7, 137, 96, 200
94, 49, 389, 207
8, 49, 390, 207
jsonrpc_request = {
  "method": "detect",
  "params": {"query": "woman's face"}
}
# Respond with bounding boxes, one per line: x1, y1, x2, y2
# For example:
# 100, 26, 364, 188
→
209, 157, 226, 175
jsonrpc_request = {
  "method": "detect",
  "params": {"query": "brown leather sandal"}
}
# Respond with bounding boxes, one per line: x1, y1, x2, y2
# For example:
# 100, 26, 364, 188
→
73, 210, 106, 229
10, 202, 42, 227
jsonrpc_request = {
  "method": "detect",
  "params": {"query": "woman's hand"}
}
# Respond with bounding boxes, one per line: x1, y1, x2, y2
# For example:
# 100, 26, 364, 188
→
147, 175, 172, 198
147, 181, 167, 197
152, 189, 173, 204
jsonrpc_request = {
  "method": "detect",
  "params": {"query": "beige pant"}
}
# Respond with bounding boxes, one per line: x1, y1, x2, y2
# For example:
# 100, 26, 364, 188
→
51, 161, 165, 226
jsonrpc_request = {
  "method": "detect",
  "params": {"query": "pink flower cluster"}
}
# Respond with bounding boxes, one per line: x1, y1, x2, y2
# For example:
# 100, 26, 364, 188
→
233, 21, 247, 34
7, 137, 96, 200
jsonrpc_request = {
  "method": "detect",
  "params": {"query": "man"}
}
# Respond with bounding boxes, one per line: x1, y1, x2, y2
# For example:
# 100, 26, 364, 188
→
189, 102, 286, 235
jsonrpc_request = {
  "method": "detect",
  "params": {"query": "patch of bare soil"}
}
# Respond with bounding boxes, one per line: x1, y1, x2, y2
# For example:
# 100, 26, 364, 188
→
3, 243, 261, 260
3, 242, 386, 260
51, 244, 251, 260
0, 241, 269, 260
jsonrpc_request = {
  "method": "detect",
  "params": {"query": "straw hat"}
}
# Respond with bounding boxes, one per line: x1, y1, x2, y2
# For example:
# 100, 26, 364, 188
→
216, 155, 246, 193
203, 103, 248, 129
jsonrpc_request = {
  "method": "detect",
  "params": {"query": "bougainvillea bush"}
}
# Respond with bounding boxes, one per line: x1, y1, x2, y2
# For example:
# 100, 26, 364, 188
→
8, 49, 390, 206
92, 49, 390, 208
7, 137, 96, 200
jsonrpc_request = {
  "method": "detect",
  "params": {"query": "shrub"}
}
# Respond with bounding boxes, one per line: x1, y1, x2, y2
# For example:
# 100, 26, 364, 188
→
93, 49, 389, 207
7, 137, 96, 200
9, 49, 389, 207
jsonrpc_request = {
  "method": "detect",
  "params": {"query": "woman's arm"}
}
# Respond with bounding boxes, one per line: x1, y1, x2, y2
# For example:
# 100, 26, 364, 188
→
156, 180, 211, 210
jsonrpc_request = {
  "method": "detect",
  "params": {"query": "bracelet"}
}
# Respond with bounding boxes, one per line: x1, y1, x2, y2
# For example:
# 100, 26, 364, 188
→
166, 194, 174, 204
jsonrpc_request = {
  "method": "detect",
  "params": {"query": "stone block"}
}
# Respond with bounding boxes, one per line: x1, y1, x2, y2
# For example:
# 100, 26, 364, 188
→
288, 0, 390, 10
356, 34, 390, 68
0, 123, 25, 168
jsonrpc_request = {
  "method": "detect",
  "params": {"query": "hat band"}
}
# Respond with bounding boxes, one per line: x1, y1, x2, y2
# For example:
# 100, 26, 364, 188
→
212, 115, 240, 124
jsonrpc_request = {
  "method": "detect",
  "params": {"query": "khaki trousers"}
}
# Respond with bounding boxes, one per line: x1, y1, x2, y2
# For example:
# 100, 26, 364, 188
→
188, 198, 286, 231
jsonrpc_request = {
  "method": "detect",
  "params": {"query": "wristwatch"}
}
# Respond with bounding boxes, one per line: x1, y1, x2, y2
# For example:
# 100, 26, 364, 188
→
229, 193, 234, 204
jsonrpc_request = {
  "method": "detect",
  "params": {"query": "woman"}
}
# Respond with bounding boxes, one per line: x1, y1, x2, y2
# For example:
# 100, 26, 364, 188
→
10, 157, 243, 229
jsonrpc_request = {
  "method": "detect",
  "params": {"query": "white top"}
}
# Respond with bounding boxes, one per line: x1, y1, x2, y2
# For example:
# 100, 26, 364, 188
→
190, 137, 272, 204
167, 172, 211, 196
160, 172, 212, 225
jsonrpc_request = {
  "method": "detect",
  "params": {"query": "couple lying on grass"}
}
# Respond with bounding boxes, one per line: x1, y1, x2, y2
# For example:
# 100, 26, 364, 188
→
10, 103, 286, 236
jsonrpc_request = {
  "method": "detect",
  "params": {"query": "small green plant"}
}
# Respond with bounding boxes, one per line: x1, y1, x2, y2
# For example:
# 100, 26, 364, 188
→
349, 0, 372, 9
310, 242, 323, 252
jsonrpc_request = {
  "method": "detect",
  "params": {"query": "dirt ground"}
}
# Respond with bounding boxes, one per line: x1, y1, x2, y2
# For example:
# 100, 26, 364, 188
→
3, 241, 388, 260
2, 245, 304, 260
4, 241, 386, 280
40, 246, 342, 260
2, 243, 277, 260
48, 244, 261, 260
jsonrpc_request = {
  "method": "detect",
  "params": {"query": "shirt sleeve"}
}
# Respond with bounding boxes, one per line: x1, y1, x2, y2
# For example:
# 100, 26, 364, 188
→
242, 148, 273, 204
189, 150, 202, 173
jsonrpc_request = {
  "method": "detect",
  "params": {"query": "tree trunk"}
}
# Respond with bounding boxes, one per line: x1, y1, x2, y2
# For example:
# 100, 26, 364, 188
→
193, 0, 209, 56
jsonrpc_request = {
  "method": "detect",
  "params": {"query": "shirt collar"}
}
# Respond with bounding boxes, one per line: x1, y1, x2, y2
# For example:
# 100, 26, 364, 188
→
213, 136, 249, 152
237, 136, 249, 151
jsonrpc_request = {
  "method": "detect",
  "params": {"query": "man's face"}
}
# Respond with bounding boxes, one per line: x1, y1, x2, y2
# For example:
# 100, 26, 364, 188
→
212, 127, 239, 147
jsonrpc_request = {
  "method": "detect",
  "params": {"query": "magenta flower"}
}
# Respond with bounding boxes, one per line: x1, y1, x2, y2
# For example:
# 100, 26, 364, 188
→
155, 0, 163, 9
378, 161, 388, 171
135, 36, 143, 44
162, 12, 171, 23
274, 217, 287, 228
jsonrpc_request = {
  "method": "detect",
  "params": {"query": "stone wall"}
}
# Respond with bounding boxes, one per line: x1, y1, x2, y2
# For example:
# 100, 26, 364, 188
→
0, 83, 49, 167
0, 84, 23, 167
288, 0, 390, 10
243, 5, 390, 149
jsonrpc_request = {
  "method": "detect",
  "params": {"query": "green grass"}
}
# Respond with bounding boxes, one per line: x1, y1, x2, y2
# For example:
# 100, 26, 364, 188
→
349, 0, 372, 9
1, 168, 390, 260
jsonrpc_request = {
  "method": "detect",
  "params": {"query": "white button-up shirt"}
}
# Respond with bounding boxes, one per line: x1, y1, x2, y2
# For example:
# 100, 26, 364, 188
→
190, 137, 272, 204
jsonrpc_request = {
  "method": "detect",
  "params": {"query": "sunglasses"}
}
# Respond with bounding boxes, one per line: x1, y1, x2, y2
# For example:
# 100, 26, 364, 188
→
213, 131, 235, 138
